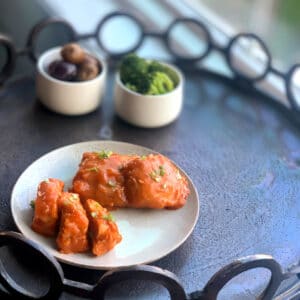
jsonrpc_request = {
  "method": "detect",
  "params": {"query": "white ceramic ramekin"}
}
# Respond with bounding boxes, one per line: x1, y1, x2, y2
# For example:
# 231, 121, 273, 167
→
114, 62, 184, 128
36, 47, 107, 116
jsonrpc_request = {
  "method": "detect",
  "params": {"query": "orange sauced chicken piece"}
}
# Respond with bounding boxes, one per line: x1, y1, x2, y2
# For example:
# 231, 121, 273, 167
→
122, 154, 190, 209
84, 199, 122, 256
72, 151, 137, 209
31, 178, 64, 236
56, 193, 89, 254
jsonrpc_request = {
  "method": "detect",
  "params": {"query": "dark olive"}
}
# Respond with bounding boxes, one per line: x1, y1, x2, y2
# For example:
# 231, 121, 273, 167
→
61, 43, 85, 64
48, 60, 77, 81
84, 54, 99, 66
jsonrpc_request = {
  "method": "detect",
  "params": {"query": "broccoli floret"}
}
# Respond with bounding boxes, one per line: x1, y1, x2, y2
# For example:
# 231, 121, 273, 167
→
148, 61, 179, 86
125, 83, 137, 92
135, 73, 152, 94
147, 61, 166, 74
119, 53, 176, 95
125, 75, 152, 94
120, 53, 148, 85
147, 72, 174, 95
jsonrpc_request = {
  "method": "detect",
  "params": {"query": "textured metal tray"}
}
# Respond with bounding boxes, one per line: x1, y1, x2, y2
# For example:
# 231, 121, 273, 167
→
1, 68, 300, 299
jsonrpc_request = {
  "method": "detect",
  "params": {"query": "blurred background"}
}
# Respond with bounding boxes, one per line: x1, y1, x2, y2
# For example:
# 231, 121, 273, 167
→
1, 0, 300, 108
1, 0, 300, 66
198, 0, 300, 69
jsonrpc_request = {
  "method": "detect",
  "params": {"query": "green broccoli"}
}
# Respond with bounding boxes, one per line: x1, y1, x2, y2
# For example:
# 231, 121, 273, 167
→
125, 83, 137, 92
148, 61, 179, 86
147, 61, 166, 74
120, 53, 148, 85
147, 72, 174, 95
119, 53, 176, 95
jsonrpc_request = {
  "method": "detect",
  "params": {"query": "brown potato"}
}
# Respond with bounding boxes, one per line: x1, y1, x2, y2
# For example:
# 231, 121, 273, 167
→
77, 61, 99, 81
61, 43, 85, 64
84, 54, 100, 68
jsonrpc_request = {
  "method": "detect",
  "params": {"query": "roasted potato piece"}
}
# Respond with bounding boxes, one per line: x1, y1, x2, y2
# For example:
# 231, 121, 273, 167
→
85, 199, 122, 256
31, 178, 64, 236
122, 154, 190, 209
72, 151, 136, 208
56, 193, 89, 254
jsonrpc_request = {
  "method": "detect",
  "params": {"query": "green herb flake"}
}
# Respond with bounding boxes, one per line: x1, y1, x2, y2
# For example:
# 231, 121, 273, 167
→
97, 150, 113, 159
87, 167, 99, 172
162, 183, 167, 189
176, 171, 182, 180
107, 180, 117, 188
149, 166, 165, 182
30, 200, 35, 209
102, 213, 115, 222
159, 165, 165, 176
140, 155, 147, 160
70, 194, 78, 201
149, 171, 161, 182
91, 211, 98, 218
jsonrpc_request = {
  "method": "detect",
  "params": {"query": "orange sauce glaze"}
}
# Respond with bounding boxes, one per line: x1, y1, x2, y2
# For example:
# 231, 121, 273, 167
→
56, 193, 89, 254
72, 152, 137, 209
31, 178, 64, 236
122, 154, 190, 209
84, 199, 122, 256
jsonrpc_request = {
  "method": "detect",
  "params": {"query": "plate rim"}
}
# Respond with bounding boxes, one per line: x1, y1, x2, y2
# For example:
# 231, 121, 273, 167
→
10, 140, 200, 269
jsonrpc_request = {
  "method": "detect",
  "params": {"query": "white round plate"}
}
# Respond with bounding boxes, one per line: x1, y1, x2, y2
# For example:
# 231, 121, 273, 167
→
11, 141, 199, 269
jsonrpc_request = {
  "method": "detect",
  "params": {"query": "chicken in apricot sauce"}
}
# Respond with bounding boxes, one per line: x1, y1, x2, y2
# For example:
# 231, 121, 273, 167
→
31, 178, 64, 236
56, 193, 89, 254
72, 151, 189, 209
85, 199, 122, 256
30, 150, 190, 257
72, 151, 137, 208
122, 154, 190, 209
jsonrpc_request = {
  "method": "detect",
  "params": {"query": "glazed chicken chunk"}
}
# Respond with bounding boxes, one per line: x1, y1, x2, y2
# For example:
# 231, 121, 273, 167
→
122, 154, 190, 209
85, 199, 122, 256
56, 193, 89, 254
31, 178, 64, 236
72, 151, 136, 208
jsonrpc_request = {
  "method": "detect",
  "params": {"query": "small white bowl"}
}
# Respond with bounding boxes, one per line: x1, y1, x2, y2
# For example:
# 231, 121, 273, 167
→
36, 46, 107, 116
114, 62, 184, 128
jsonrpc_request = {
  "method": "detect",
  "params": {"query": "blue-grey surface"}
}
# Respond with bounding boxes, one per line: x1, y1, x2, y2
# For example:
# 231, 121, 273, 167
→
0, 68, 300, 299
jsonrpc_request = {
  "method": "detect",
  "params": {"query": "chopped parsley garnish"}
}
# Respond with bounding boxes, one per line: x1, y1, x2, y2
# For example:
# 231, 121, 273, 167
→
97, 150, 113, 159
140, 155, 147, 160
94, 202, 101, 208
176, 171, 182, 180
30, 200, 35, 209
70, 194, 78, 201
149, 166, 165, 182
107, 180, 117, 188
102, 213, 115, 222
91, 212, 98, 218
87, 167, 99, 172
149, 171, 161, 182
159, 165, 165, 176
